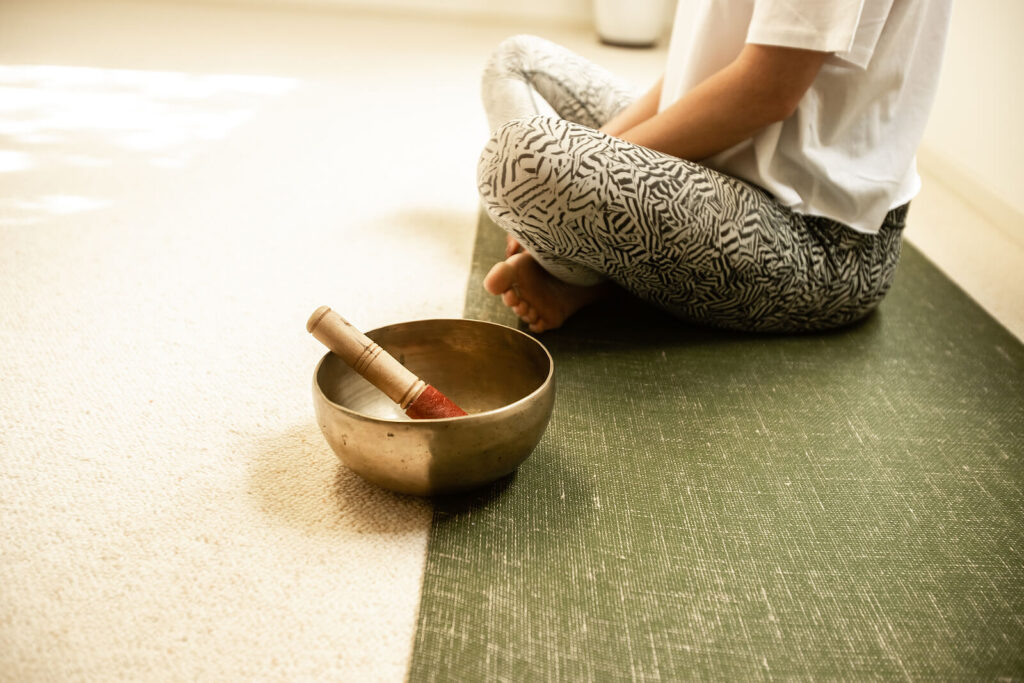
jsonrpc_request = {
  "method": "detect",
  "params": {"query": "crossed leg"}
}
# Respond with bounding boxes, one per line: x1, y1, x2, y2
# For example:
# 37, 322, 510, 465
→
478, 35, 637, 330
477, 35, 905, 334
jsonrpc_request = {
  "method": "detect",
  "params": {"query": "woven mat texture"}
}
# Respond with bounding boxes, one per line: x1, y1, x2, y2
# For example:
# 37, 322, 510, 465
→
409, 213, 1024, 681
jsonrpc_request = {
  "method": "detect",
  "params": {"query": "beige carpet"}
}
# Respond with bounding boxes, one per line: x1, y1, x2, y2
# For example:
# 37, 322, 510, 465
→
0, 2, 474, 679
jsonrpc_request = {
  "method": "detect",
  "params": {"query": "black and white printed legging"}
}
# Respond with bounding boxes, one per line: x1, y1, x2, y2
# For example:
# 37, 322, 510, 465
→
477, 35, 908, 333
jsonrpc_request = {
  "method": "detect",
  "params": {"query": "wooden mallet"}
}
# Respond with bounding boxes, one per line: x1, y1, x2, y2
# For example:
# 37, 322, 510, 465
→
307, 306, 468, 419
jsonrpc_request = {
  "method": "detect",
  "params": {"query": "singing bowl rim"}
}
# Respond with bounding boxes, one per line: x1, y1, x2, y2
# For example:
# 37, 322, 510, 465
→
312, 317, 554, 423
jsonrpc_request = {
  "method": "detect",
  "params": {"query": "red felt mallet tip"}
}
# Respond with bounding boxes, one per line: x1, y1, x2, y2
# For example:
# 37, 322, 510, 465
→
307, 306, 467, 419
404, 384, 467, 419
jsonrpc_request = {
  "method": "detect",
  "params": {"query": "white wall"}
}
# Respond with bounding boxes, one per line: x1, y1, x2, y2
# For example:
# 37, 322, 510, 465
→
919, 0, 1024, 239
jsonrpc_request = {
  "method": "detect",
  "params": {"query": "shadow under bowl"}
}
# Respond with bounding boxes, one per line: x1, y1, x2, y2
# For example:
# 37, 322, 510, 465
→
313, 318, 555, 496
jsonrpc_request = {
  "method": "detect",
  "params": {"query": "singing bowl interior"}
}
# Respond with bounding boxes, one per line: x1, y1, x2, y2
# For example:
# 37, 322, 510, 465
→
313, 318, 555, 495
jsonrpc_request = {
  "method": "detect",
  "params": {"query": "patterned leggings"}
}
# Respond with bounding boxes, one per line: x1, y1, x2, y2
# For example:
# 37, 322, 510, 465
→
477, 35, 908, 333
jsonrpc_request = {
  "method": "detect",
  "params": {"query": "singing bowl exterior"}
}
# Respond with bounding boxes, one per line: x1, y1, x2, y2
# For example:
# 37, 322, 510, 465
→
312, 318, 555, 496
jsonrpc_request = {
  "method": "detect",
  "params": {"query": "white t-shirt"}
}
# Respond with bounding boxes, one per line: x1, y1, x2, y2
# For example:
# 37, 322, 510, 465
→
659, 0, 952, 233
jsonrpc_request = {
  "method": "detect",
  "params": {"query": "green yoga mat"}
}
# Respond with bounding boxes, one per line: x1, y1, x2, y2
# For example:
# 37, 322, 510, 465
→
409, 212, 1024, 680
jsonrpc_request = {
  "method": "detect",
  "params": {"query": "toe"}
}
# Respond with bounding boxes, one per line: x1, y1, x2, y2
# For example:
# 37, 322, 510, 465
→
502, 289, 520, 307
483, 261, 515, 296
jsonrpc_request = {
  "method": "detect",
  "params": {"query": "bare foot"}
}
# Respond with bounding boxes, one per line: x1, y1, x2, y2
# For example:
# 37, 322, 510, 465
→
483, 252, 611, 332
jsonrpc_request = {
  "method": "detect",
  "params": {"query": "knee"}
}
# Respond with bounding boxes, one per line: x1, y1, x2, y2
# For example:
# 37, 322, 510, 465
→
476, 116, 571, 222
481, 35, 546, 113
482, 34, 546, 80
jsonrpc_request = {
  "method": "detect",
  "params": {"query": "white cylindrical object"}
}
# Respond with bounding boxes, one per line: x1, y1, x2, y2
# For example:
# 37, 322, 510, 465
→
594, 0, 667, 47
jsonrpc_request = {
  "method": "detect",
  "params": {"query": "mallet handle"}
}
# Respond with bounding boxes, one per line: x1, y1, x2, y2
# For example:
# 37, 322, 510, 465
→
306, 306, 426, 409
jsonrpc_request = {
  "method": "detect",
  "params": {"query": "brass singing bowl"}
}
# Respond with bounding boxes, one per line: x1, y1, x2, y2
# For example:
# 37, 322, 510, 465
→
313, 318, 555, 496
